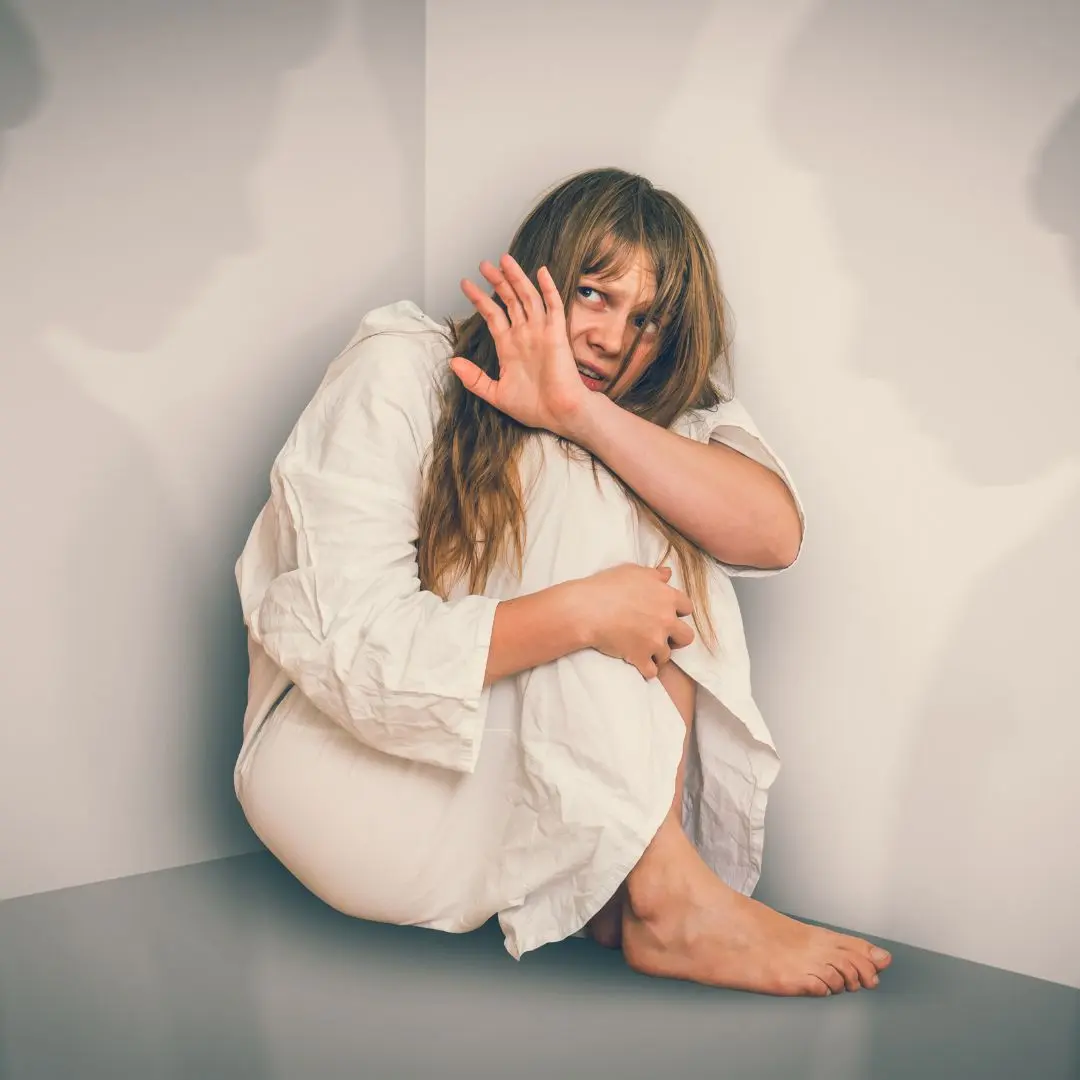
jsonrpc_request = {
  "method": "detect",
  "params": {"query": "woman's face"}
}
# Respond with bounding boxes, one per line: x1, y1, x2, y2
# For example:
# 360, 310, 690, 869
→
566, 248, 664, 398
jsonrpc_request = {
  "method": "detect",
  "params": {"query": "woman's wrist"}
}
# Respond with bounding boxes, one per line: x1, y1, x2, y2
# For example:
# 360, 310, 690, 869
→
483, 577, 595, 686
557, 389, 616, 450
560, 576, 599, 650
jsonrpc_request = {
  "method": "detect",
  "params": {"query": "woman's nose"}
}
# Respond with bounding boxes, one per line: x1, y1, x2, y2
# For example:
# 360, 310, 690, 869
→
590, 314, 626, 354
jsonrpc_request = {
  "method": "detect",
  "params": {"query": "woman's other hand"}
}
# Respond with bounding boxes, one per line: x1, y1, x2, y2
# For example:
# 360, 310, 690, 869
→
575, 564, 696, 679
450, 255, 592, 439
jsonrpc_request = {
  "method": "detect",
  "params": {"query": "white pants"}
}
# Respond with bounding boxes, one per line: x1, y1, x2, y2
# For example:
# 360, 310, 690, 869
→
237, 675, 526, 933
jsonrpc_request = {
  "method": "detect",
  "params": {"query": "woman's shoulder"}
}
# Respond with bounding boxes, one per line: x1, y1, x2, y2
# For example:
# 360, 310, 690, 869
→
304, 300, 456, 423
674, 393, 756, 441
344, 299, 449, 347
275, 302, 454, 470
321, 300, 453, 389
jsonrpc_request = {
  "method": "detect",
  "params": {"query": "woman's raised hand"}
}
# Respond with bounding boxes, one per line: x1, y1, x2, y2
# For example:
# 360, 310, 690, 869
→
449, 255, 593, 439
576, 563, 696, 680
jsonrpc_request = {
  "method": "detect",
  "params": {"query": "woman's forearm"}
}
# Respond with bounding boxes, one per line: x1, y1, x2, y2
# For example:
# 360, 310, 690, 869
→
484, 580, 592, 686
566, 393, 802, 569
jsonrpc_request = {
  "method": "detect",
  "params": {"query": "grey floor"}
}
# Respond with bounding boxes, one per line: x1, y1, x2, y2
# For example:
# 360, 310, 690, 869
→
1, 854, 1076, 1080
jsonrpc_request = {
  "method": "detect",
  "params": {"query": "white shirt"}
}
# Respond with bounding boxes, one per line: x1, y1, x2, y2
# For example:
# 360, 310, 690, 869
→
234, 301, 804, 957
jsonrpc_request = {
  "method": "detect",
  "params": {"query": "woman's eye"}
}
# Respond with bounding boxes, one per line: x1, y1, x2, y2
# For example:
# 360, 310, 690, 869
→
576, 287, 658, 332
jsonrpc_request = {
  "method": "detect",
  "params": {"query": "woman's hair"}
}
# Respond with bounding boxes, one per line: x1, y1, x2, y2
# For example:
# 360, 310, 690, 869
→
416, 167, 735, 651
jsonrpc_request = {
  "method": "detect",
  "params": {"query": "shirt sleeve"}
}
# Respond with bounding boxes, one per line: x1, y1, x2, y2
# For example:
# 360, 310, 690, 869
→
237, 315, 500, 774
677, 395, 807, 578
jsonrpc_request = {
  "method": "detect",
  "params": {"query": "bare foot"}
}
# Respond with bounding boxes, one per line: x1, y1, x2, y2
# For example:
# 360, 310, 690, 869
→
622, 818, 892, 996
586, 886, 626, 949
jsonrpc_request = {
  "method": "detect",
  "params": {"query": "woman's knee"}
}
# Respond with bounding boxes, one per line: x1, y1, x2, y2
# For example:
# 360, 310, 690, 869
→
237, 710, 457, 926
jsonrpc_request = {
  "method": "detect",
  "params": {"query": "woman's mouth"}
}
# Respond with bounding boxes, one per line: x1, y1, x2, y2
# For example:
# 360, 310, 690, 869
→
576, 363, 607, 391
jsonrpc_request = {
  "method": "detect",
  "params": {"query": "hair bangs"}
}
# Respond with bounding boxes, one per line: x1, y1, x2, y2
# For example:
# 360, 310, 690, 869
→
580, 231, 643, 283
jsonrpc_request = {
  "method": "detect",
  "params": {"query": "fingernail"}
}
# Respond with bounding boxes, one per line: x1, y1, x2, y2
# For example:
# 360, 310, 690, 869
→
871, 948, 890, 963
870, 974, 879, 987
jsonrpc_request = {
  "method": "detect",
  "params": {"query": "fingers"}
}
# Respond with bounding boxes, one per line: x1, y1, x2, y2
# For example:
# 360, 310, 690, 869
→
537, 265, 565, 321
498, 253, 544, 319
668, 620, 695, 650
471, 255, 557, 330
635, 641, 675, 679
469, 254, 568, 406
655, 566, 693, 617
629, 645, 664, 680
655, 566, 695, 650
479, 260, 526, 326
671, 588, 694, 619
460, 277, 510, 337
449, 356, 498, 405
634, 657, 659, 680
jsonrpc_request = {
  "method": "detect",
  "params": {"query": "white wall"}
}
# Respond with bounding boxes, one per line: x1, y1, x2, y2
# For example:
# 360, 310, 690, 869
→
426, 0, 1080, 989
0, 0, 425, 900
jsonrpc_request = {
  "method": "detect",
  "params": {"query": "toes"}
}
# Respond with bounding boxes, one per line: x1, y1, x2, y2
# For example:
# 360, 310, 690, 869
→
845, 951, 880, 989
830, 957, 862, 993
814, 964, 847, 995
802, 975, 832, 997
869, 946, 892, 970
839, 935, 892, 972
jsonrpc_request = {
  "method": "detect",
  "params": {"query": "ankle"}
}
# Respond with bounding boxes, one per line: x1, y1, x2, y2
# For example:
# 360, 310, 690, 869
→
626, 815, 695, 921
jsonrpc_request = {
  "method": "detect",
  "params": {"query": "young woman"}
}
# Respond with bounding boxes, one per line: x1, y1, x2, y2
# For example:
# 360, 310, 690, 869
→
233, 167, 893, 996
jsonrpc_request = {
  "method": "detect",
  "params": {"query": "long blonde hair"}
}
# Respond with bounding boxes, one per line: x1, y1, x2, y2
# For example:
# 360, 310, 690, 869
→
417, 167, 735, 650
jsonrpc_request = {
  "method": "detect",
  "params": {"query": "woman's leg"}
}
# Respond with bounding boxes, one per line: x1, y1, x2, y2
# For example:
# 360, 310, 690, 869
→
586, 659, 695, 949
619, 675, 890, 995
620, 811, 890, 995
589, 661, 892, 994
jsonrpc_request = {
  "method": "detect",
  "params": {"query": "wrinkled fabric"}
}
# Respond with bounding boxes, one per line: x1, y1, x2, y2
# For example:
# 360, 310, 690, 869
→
233, 301, 803, 959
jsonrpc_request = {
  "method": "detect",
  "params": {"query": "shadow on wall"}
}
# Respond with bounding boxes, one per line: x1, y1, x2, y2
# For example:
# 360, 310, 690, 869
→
769, 0, 1080, 998
0, 1, 42, 169
0, 0, 350, 898
771, 0, 1080, 486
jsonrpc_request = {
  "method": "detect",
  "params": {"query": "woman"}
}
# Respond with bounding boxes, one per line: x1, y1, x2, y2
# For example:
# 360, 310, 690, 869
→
234, 167, 892, 996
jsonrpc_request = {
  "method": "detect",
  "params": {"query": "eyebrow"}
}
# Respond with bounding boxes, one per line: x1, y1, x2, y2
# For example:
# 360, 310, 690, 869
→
579, 278, 659, 312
